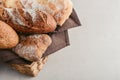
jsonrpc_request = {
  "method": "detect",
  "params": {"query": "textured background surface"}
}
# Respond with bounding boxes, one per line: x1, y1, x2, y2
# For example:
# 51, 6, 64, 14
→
1, 0, 120, 80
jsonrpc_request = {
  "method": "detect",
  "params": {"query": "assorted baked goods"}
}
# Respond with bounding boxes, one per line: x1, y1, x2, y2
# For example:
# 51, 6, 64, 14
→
0, 0, 73, 34
0, 0, 74, 77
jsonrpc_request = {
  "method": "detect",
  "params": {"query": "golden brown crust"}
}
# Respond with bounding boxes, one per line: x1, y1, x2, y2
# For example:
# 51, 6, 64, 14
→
0, 20, 19, 49
0, 7, 57, 34
12, 34, 52, 61
0, 0, 57, 34
0, 0, 73, 34
11, 57, 48, 77
37, 0, 73, 26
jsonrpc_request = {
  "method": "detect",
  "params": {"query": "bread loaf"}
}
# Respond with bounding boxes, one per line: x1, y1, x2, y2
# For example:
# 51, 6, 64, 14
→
11, 56, 48, 76
5, 0, 73, 26
0, 20, 19, 49
37, 0, 73, 25
0, 0, 57, 34
12, 34, 52, 61
0, 0, 72, 34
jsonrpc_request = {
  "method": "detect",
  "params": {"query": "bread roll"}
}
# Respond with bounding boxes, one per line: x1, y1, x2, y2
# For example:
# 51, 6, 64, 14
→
0, 20, 19, 49
12, 34, 52, 61
11, 56, 48, 77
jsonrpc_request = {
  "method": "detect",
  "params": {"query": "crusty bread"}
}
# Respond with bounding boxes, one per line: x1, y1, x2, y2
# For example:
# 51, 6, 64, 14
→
0, 0, 57, 34
12, 34, 52, 61
11, 56, 48, 77
37, 0, 73, 25
0, 0, 72, 34
5, 0, 73, 26
0, 20, 19, 49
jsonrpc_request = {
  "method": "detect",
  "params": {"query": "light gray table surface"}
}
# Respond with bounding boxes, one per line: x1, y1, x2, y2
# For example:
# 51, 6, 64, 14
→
1, 0, 120, 80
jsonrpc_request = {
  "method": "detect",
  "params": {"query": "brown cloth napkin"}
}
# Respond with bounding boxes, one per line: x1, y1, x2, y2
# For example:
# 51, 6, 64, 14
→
0, 9, 81, 64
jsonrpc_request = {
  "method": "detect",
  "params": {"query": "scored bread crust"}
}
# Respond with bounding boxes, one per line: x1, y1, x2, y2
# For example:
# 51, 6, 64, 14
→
4, 0, 73, 26
11, 56, 48, 77
37, 0, 73, 25
0, 0, 72, 34
0, 0, 57, 34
